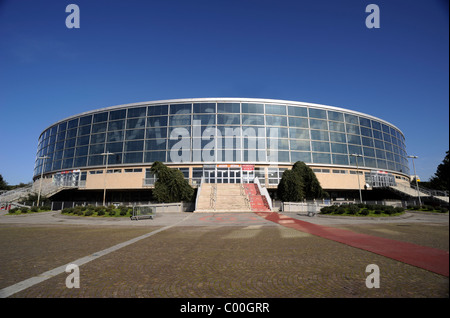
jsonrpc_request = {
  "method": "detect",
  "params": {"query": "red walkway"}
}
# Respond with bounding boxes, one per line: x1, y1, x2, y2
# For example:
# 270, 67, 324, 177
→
255, 212, 449, 277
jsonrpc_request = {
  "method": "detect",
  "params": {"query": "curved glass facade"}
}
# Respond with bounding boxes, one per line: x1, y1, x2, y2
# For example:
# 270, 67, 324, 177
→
34, 98, 409, 178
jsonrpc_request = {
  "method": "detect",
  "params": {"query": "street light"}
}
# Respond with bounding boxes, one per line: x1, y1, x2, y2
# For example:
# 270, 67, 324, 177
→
350, 153, 363, 203
407, 155, 422, 206
37, 156, 50, 208
101, 152, 114, 206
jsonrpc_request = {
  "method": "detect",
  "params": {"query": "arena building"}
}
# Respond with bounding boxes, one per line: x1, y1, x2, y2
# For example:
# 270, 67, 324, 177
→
33, 98, 412, 205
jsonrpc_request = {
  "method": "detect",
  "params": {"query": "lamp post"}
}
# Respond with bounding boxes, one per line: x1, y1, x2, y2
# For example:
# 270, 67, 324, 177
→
407, 155, 422, 206
101, 152, 114, 207
37, 156, 50, 208
350, 153, 363, 203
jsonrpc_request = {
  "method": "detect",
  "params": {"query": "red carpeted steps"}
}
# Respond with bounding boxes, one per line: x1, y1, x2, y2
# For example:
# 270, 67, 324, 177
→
244, 184, 271, 212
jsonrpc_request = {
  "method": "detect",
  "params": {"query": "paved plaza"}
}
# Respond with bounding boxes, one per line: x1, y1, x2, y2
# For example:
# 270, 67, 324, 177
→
0, 210, 448, 298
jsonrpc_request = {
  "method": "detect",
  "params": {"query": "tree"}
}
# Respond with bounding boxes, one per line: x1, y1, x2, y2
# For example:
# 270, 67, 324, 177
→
429, 150, 449, 191
150, 162, 194, 203
277, 161, 326, 202
0, 174, 8, 190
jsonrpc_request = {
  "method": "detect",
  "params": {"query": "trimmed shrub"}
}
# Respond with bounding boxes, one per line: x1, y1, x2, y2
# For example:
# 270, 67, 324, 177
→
30, 206, 38, 212
97, 210, 105, 216
21, 207, 29, 213
439, 207, 448, 213
359, 208, 370, 216
347, 204, 359, 215
84, 210, 93, 216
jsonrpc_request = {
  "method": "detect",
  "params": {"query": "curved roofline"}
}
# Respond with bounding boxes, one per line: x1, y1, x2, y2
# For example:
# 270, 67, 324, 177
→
39, 97, 405, 138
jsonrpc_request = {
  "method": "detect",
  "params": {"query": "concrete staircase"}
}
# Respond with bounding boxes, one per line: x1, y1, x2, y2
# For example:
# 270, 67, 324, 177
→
195, 183, 252, 212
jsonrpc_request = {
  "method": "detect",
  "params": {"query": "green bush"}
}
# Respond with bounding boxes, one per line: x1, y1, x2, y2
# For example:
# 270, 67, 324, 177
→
439, 207, 448, 213
374, 210, 382, 215
108, 209, 116, 216
84, 210, 93, 216
97, 210, 105, 216
75, 209, 84, 216
119, 209, 127, 216
9, 207, 19, 214
21, 207, 29, 213
30, 206, 38, 212
359, 208, 370, 216
347, 204, 359, 215
335, 206, 346, 215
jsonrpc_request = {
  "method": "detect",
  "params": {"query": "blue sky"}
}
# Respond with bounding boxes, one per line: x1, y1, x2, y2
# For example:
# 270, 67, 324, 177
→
0, 0, 448, 185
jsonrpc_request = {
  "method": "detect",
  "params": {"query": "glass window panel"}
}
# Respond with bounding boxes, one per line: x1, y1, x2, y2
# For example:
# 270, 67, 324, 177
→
376, 149, 386, 159
386, 152, 394, 161
331, 143, 347, 154
76, 135, 90, 146
90, 133, 105, 144
374, 139, 384, 149
127, 118, 146, 129
310, 130, 329, 141
383, 133, 391, 143
107, 130, 124, 142
68, 118, 78, 129
79, 115, 92, 126
93, 112, 108, 123
218, 114, 240, 125
329, 132, 346, 143
193, 103, 216, 113
147, 116, 168, 127
106, 142, 123, 153
365, 157, 377, 168
373, 129, 383, 140
50, 126, 58, 135
289, 128, 309, 139
346, 124, 360, 135
329, 121, 345, 132
327, 111, 344, 122
377, 159, 387, 169
265, 115, 287, 126
108, 153, 122, 165
62, 158, 74, 169
144, 151, 166, 163
359, 117, 371, 127
124, 140, 144, 152
363, 147, 375, 157
66, 128, 77, 139
312, 141, 330, 152
309, 108, 327, 119
217, 103, 240, 113
75, 146, 89, 157
193, 114, 215, 126
127, 107, 146, 118
65, 138, 76, 148
265, 104, 286, 115
148, 105, 168, 116
345, 114, 358, 124
169, 115, 191, 126
266, 127, 288, 138
58, 121, 67, 132
63, 148, 75, 158
291, 151, 312, 163
92, 122, 107, 134
74, 156, 87, 168
361, 137, 374, 147
242, 103, 263, 113
347, 134, 361, 145
348, 145, 362, 155
288, 117, 308, 128
288, 106, 307, 117
110, 109, 126, 121
124, 152, 143, 164
332, 154, 349, 165
89, 144, 105, 155
88, 155, 103, 166
309, 119, 327, 130
242, 114, 264, 125
145, 139, 167, 151
382, 124, 390, 133
54, 150, 63, 160
372, 121, 382, 131
77, 125, 91, 136
170, 103, 191, 115
276, 151, 290, 162
266, 138, 289, 150
360, 127, 372, 137
312, 152, 331, 164
108, 120, 125, 131
125, 129, 145, 140
290, 140, 310, 151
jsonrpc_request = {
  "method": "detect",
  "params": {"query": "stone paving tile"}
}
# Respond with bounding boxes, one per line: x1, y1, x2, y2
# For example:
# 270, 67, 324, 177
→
0, 224, 157, 290
7, 225, 448, 298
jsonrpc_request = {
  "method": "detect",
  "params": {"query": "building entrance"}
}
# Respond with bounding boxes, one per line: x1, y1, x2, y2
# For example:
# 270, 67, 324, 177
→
203, 165, 254, 184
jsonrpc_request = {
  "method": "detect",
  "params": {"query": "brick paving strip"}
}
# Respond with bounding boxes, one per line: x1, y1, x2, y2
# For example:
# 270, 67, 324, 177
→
0, 214, 193, 298
255, 212, 449, 277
